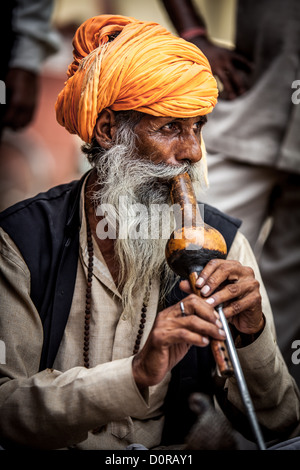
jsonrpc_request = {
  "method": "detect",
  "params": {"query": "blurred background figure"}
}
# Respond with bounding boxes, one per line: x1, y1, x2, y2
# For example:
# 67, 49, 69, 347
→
0, 0, 60, 137
0, 0, 110, 211
0, 0, 60, 210
162, 0, 300, 387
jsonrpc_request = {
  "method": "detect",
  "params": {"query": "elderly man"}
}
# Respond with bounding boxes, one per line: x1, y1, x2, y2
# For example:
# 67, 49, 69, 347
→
0, 15, 299, 450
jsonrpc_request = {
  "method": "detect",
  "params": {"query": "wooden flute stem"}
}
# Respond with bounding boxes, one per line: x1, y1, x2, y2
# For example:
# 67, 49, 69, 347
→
188, 272, 234, 377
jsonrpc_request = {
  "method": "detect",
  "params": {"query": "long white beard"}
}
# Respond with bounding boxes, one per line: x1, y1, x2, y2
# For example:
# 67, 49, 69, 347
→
89, 131, 208, 321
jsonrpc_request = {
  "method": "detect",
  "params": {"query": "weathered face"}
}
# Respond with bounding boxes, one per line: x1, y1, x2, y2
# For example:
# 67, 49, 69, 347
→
90, 110, 209, 316
133, 114, 207, 166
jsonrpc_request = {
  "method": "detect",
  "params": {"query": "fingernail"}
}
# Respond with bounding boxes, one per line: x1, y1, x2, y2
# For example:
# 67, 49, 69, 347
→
216, 319, 222, 328
219, 329, 226, 337
205, 297, 214, 305
201, 285, 210, 295
196, 277, 205, 287
202, 336, 209, 344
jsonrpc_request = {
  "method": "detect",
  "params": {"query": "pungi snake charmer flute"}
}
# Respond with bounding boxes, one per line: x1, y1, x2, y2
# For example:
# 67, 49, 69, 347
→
165, 173, 266, 450
165, 172, 233, 377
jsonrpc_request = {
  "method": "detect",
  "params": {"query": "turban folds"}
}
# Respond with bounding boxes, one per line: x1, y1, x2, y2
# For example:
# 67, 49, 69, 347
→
55, 15, 218, 143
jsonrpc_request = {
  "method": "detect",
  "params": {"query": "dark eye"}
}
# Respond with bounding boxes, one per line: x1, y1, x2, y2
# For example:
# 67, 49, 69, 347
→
161, 122, 178, 131
193, 120, 205, 132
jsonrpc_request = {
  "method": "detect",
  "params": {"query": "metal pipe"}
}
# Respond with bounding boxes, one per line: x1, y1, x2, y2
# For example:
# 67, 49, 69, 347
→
217, 304, 266, 450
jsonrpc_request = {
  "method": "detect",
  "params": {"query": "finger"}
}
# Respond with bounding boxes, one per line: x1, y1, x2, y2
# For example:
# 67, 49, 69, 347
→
171, 328, 211, 348
174, 300, 188, 318
162, 297, 225, 335
204, 278, 258, 308
221, 290, 262, 320
158, 318, 226, 347
216, 68, 238, 99
227, 69, 250, 97
182, 314, 226, 340
185, 332, 211, 348
180, 294, 220, 325
195, 259, 243, 296
179, 279, 193, 294
228, 54, 253, 95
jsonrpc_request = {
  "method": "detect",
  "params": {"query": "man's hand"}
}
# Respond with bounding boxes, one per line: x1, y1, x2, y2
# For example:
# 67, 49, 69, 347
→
2, 68, 39, 130
132, 259, 264, 391
192, 37, 253, 100
188, 259, 264, 335
132, 294, 226, 390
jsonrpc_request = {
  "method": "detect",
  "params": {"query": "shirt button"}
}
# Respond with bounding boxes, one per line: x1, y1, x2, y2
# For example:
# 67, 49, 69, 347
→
122, 314, 127, 321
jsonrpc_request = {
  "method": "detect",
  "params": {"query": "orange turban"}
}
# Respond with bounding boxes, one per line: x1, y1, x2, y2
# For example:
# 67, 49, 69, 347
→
55, 15, 218, 143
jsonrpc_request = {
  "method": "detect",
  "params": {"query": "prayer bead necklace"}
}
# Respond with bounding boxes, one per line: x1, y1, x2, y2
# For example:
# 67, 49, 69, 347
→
84, 208, 151, 368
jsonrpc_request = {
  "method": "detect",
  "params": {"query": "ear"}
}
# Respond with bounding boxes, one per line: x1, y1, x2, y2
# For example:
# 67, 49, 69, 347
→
94, 108, 117, 149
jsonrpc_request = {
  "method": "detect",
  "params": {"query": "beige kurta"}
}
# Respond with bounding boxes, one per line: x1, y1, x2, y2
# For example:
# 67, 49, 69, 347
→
0, 185, 299, 449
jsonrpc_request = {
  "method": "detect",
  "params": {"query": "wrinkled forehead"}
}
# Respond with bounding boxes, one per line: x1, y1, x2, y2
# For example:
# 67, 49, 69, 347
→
133, 113, 208, 128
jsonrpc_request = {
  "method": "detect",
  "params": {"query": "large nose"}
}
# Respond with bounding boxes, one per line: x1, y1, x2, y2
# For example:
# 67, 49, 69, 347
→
175, 131, 202, 164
